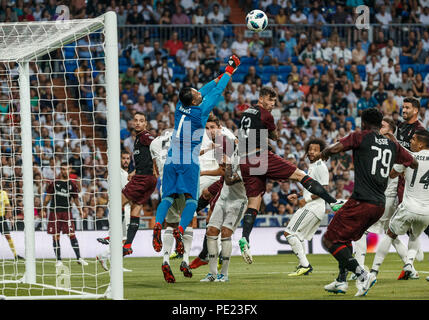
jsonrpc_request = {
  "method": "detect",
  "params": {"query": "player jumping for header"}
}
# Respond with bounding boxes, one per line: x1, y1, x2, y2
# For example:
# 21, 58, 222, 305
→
152, 55, 241, 267
237, 86, 344, 264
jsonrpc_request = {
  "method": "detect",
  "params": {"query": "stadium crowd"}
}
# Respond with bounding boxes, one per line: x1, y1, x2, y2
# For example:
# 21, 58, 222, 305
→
1, 0, 429, 230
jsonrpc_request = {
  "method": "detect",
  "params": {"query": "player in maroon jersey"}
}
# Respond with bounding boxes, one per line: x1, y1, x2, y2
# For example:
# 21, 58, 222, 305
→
316, 108, 417, 297
394, 97, 427, 278
121, 112, 157, 256
42, 162, 87, 267
396, 97, 425, 201
237, 86, 343, 264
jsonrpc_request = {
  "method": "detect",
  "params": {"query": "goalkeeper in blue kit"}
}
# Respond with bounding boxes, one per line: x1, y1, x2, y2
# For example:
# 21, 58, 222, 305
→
152, 55, 241, 259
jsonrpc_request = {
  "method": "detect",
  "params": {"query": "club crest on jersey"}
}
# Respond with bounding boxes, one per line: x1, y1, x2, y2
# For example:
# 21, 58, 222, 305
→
375, 137, 388, 145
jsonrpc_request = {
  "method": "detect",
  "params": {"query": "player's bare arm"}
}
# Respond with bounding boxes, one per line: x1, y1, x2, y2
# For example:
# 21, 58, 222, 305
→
268, 128, 279, 141
315, 142, 345, 161
128, 170, 136, 181
41, 194, 52, 218
200, 167, 225, 176
224, 163, 241, 186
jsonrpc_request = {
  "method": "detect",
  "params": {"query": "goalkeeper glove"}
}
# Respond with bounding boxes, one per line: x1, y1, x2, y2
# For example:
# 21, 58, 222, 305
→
225, 55, 241, 74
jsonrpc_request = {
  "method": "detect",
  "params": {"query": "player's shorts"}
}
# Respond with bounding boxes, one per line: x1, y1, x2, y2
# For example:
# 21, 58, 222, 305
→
162, 163, 200, 200
47, 211, 75, 235
367, 196, 397, 234
389, 203, 429, 238
240, 150, 297, 198
165, 194, 187, 225
0, 216, 10, 235
122, 174, 157, 205
200, 175, 220, 194
207, 197, 247, 232
284, 207, 322, 241
209, 177, 225, 211
324, 198, 385, 244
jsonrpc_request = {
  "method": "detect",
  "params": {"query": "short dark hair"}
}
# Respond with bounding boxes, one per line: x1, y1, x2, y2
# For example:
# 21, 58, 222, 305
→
362, 107, 383, 128
206, 113, 220, 127
134, 112, 146, 118
121, 150, 131, 156
179, 87, 194, 107
403, 97, 420, 109
415, 129, 429, 148
304, 137, 327, 154
382, 117, 396, 133
259, 86, 277, 99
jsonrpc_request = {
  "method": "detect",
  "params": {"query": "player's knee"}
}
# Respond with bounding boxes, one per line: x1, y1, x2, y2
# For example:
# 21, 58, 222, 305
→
207, 226, 220, 236
321, 234, 332, 252
221, 227, 232, 238
290, 168, 306, 181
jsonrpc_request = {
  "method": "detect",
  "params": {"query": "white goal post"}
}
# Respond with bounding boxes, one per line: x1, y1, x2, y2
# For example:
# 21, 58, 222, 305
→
0, 12, 123, 300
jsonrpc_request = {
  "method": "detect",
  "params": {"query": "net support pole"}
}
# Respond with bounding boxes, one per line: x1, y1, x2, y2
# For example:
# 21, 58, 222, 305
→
19, 61, 36, 284
104, 11, 123, 300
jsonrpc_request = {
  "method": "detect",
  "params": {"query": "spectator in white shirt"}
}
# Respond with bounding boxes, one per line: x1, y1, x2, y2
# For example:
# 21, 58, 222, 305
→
184, 51, 200, 73
207, 4, 225, 47
366, 54, 382, 81
389, 64, 403, 87
419, 6, 429, 25
422, 30, 429, 51
333, 40, 352, 64
290, 7, 308, 24
375, 5, 392, 29
231, 33, 249, 57
380, 39, 400, 62
217, 40, 232, 61
315, 39, 333, 64
266, 74, 286, 96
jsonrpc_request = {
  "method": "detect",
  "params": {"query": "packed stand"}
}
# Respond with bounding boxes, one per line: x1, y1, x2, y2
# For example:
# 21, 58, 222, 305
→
1, 1, 429, 228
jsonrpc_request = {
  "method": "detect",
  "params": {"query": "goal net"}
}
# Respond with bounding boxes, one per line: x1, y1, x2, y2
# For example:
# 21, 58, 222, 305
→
0, 12, 123, 300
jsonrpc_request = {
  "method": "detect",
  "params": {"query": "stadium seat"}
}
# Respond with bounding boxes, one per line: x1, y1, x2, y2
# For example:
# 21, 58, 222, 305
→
240, 56, 257, 65
172, 74, 186, 81
172, 66, 185, 74
232, 73, 245, 82
261, 65, 278, 75
278, 65, 292, 74
261, 73, 271, 83
399, 55, 413, 65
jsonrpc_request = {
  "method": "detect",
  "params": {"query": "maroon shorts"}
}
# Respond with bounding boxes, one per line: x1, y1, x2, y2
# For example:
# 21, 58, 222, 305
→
240, 150, 297, 197
208, 177, 225, 211
47, 211, 75, 235
122, 174, 157, 205
324, 198, 385, 244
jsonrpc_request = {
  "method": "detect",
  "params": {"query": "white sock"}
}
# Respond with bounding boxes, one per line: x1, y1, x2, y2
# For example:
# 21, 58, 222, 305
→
101, 248, 110, 261
162, 227, 174, 264
220, 237, 232, 276
183, 228, 193, 265
406, 237, 419, 266
392, 237, 408, 263
286, 235, 310, 267
371, 234, 393, 272
354, 233, 367, 267
207, 235, 218, 276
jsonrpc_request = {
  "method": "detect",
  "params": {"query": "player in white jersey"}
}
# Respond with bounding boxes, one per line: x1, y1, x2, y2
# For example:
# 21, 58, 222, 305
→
200, 145, 247, 282
351, 118, 409, 279
149, 129, 188, 283
370, 129, 429, 281
96, 151, 132, 272
284, 138, 329, 277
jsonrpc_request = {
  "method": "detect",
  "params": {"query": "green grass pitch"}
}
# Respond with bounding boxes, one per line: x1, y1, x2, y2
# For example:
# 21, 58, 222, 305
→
122, 253, 429, 300
2, 253, 429, 299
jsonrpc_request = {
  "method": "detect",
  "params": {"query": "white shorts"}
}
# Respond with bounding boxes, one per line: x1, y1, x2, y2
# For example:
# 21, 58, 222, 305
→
389, 203, 429, 238
165, 194, 187, 225
284, 207, 322, 241
207, 198, 247, 232
367, 196, 396, 234
199, 175, 220, 194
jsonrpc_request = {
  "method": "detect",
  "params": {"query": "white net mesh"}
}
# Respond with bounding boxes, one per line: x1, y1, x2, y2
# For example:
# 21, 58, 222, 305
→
0, 17, 115, 299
